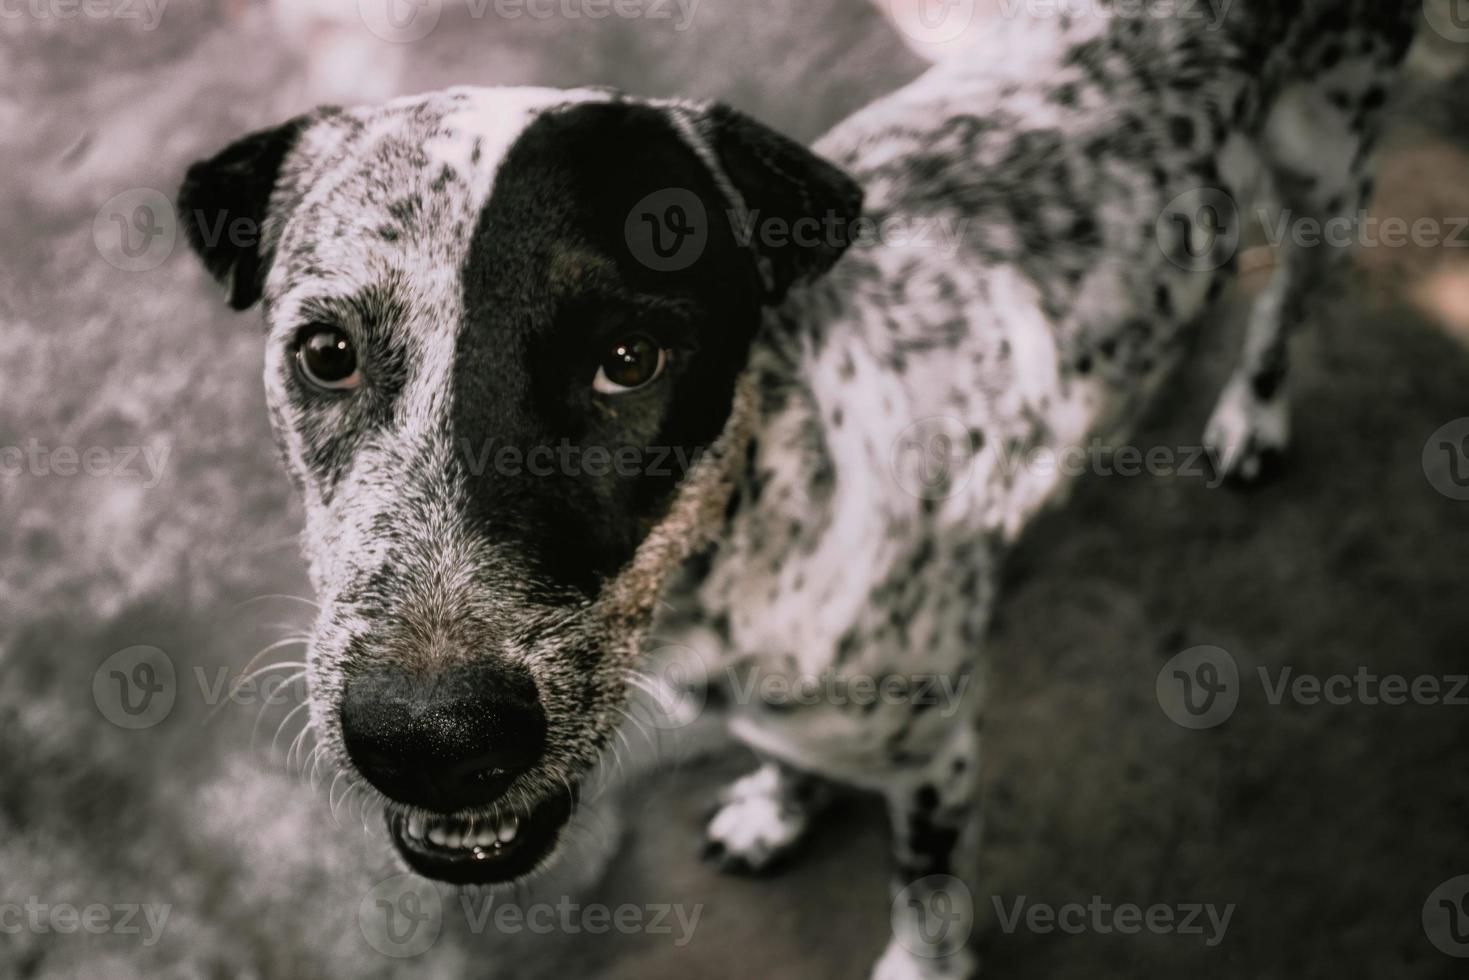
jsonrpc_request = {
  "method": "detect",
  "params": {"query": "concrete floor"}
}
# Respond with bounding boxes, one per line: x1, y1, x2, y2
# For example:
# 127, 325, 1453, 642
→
4, 2, 1469, 978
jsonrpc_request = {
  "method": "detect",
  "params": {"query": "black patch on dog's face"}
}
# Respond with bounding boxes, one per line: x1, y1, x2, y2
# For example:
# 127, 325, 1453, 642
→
449, 103, 767, 594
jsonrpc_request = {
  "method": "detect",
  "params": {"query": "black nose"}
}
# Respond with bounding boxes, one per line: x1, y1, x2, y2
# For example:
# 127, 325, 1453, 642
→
339, 661, 546, 812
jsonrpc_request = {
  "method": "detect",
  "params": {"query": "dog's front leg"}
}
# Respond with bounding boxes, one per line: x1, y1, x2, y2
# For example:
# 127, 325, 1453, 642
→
702, 759, 830, 874
873, 721, 983, 980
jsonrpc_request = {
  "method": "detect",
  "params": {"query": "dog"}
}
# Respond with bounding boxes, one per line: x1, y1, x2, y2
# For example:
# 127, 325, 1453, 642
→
177, 2, 1420, 976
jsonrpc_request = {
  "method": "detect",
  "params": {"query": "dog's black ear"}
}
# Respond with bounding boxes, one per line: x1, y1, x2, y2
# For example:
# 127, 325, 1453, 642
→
177, 113, 321, 310
689, 104, 864, 302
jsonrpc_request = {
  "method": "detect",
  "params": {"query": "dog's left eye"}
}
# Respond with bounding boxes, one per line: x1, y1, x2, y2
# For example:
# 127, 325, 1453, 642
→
295, 324, 361, 391
592, 335, 667, 394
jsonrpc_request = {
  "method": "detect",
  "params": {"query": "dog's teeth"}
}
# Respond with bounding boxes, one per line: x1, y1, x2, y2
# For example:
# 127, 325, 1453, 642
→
497, 816, 519, 842
472, 827, 498, 847
427, 825, 449, 847
406, 815, 425, 838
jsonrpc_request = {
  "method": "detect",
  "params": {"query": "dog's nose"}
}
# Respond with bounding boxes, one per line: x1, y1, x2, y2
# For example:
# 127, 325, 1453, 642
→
339, 661, 546, 812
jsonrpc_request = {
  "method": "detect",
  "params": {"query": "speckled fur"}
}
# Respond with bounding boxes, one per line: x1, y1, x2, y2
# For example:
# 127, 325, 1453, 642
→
178, 4, 1419, 978
685, 4, 1419, 977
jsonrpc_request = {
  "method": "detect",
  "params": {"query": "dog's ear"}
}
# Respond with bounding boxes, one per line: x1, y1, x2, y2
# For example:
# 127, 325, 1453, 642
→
177, 112, 326, 310
680, 103, 864, 303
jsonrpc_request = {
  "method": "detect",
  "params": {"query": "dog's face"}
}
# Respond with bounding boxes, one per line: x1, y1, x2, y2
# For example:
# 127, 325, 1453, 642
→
180, 87, 860, 885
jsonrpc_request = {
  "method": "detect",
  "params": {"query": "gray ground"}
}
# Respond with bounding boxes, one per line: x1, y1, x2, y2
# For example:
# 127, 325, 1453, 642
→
4, 2, 1469, 978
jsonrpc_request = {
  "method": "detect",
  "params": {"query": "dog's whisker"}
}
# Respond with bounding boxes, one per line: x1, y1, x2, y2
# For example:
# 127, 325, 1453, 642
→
340, 781, 365, 832
203, 641, 309, 727
339, 783, 361, 831
234, 594, 321, 613
298, 743, 317, 782
608, 726, 634, 789
587, 733, 628, 805
241, 667, 309, 754
613, 706, 659, 762
618, 670, 661, 701
559, 771, 580, 819
309, 750, 326, 795
288, 716, 314, 772
271, 700, 311, 762
264, 622, 313, 637
358, 787, 377, 835
327, 770, 349, 828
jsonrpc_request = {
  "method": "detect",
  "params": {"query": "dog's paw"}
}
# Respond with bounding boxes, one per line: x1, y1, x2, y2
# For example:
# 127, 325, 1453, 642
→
700, 766, 815, 875
871, 939, 979, 980
1204, 376, 1290, 485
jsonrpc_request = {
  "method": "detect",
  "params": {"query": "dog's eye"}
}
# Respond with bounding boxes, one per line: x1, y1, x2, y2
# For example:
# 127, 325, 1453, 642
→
295, 324, 361, 391
592, 335, 667, 394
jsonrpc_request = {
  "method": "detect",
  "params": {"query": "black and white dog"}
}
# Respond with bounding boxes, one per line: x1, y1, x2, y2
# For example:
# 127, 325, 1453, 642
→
179, 3, 1419, 976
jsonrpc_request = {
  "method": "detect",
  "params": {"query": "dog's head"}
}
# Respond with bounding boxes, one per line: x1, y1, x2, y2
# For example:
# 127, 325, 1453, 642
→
179, 87, 860, 885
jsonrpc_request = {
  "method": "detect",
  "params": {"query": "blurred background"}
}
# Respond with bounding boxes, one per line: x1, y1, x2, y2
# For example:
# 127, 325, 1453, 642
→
3, 1, 1469, 977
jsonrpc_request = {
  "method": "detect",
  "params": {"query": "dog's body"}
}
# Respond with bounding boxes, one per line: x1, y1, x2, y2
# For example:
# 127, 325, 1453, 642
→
179, 3, 1419, 977
692, 5, 1419, 975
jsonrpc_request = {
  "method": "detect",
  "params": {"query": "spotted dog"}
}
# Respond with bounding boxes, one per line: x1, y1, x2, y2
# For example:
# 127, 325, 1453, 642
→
179, 2, 1419, 976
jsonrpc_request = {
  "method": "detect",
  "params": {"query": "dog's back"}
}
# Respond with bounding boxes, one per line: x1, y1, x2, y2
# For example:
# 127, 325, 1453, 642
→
805, 0, 1420, 509
698, 0, 1422, 760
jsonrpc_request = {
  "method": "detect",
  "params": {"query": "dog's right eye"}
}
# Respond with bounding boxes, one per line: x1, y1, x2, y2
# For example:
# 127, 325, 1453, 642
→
295, 324, 361, 391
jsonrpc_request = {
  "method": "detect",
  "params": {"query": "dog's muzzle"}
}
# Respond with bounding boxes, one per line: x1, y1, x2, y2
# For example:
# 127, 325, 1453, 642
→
383, 789, 576, 886
339, 660, 576, 885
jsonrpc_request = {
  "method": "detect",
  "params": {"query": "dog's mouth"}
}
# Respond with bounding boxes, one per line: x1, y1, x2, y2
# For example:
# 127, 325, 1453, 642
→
386, 786, 576, 886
